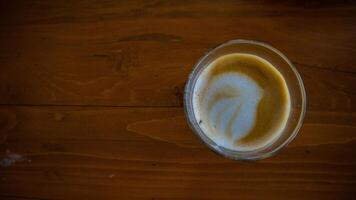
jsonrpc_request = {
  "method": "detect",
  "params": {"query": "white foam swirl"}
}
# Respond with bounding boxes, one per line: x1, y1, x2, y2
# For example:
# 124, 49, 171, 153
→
193, 72, 263, 149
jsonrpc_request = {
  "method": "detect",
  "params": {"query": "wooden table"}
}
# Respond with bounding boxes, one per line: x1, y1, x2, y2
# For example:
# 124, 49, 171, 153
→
0, 1, 355, 199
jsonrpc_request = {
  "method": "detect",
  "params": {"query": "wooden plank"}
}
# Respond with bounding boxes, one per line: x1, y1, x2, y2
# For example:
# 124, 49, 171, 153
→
0, 106, 355, 199
0, 1, 355, 199
0, 1, 355, 106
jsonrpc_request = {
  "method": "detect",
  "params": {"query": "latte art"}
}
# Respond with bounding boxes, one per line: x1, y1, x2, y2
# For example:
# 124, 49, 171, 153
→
206, 73, 262, 142
193, 53, 291, 151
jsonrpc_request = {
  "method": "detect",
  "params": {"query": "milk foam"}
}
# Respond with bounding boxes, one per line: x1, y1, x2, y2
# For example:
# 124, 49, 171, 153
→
192, 53, 290, 151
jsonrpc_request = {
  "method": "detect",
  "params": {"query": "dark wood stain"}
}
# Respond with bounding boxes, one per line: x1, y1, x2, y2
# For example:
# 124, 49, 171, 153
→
118, 33, 182, 42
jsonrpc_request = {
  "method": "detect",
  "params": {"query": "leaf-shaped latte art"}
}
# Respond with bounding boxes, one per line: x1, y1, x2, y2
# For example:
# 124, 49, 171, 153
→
205, 73, 262, 141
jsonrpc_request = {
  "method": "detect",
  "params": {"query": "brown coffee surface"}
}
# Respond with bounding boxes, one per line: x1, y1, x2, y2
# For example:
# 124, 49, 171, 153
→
193, 53, 291, 150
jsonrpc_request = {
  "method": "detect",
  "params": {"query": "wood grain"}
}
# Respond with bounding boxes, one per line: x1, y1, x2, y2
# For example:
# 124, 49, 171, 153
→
0, 0, 355, 107
0, 0, 355, 199
0, 106, 355, 199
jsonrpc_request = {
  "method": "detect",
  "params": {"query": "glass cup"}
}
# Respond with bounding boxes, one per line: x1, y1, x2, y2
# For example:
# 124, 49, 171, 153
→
184, 39, 306, 160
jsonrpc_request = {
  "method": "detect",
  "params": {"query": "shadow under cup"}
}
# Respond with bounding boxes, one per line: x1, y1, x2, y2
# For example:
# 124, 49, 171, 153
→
184, 39, 306, 160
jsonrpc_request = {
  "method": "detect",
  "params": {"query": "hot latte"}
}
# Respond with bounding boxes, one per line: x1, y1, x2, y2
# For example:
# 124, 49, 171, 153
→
192, 53, 291, 151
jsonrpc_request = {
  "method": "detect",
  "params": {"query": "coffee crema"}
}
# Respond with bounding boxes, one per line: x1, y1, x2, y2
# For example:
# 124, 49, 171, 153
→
192, 53, 291, 151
